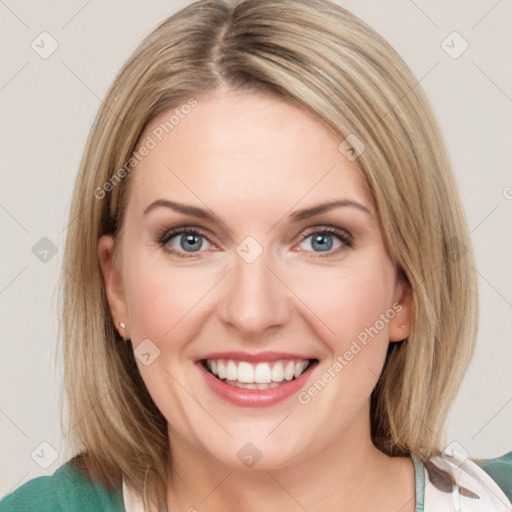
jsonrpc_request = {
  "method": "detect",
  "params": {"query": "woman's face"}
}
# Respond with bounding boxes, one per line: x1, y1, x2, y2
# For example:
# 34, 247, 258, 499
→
99, 90, 411, 470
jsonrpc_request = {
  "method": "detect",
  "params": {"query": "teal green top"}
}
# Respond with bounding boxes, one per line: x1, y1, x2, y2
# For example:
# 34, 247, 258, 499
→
472, 453, 512, 502
0, 462, 125, 511
1, 452, 511, 511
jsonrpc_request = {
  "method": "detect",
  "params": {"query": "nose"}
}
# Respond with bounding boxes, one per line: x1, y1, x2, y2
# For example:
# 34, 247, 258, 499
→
217, 251, 291, 340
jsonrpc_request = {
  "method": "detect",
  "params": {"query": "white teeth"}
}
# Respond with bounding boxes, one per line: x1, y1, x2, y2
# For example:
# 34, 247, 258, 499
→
284, 361, 295, 381
294, 361, 309, 378
217, 360, 227, 379
237, 361, 255, 383
254, 362, 272, 383
205, 358, 311, 385
271, 362, 285, 382
226, 360, 238, 380
225, 380, 281, 390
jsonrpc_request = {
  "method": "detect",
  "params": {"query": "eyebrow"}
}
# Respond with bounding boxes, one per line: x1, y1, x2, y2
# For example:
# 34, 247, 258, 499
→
288, 199, 371, 221
143, 198, 371, 223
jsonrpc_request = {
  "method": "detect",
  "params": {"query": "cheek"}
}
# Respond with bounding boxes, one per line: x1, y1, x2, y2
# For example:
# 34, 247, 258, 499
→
120, 256, 216, 419
291, 265, 396, 414
123, 251, 395, 346
122, 254, 218, 347
291, 261, 395, 347
288, 256, 397, 406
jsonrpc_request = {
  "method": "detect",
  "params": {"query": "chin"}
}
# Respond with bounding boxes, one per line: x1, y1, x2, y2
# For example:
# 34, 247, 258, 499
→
193, 428, 311, 472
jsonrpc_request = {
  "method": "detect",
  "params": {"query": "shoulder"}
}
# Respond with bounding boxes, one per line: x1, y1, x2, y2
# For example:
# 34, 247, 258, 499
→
421, 450, 512, 511
0, 460, 125, 512
473, 452, 512, 503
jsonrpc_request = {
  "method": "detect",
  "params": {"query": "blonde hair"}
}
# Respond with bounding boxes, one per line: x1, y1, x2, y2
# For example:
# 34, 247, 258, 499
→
59, 0, 478, 508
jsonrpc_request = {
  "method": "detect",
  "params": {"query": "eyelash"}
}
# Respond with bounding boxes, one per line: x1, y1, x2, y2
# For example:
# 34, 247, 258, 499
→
156, 225, 354, 259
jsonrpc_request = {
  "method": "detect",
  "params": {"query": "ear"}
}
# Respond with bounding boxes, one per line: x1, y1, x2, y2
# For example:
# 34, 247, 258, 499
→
98, 235, 129, 339
388, 276, 413, 342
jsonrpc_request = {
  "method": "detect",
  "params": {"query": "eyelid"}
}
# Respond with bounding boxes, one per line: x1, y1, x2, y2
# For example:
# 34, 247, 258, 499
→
156, 225, 217, 250
298, 225, 353, 242
294, 226, 354, 256
157, 225, 212, 244
156, 223, 354, 258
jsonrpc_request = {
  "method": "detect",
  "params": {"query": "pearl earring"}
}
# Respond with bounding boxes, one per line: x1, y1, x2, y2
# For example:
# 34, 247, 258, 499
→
120, 322, 126, 329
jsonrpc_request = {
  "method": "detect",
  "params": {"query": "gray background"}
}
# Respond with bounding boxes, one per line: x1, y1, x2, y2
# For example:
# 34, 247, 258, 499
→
1, 0, 511, 496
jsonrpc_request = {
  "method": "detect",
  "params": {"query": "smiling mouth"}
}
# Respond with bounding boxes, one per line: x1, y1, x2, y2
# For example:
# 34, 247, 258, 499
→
201, 358, 318, 390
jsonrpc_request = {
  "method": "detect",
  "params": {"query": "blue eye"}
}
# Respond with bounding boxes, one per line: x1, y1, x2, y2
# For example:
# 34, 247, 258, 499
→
307, 233, 335, 252
159, 228, 212, 257
158, 226, 353, 259
298, 228, 353, 256
174, 232, 204, 252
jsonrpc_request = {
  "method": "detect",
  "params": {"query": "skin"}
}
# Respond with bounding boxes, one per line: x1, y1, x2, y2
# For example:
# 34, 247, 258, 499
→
98, 89, 415, 512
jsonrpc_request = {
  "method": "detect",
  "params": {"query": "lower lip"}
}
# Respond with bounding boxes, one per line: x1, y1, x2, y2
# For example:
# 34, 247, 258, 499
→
197, 361, 316, 408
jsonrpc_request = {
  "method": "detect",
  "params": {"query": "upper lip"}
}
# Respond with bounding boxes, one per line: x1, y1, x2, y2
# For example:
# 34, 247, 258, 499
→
196, 351, 315, 363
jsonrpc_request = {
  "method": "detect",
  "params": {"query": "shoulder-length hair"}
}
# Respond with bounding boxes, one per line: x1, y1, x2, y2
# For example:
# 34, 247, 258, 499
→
59, 0, 478, 508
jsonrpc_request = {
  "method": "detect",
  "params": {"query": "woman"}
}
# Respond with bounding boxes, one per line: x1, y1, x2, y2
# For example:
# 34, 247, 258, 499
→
1, 0, 510, 511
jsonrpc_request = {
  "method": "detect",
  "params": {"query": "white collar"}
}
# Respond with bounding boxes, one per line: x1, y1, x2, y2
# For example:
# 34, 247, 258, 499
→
423, 451, 511, 511
122, 477, 157, 512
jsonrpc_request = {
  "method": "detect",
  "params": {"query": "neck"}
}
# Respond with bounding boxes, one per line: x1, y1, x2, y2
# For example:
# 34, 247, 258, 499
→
165, 408, 415, 512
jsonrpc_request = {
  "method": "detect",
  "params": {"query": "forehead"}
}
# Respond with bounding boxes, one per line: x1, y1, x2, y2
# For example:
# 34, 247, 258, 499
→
126, 91, 372, 216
